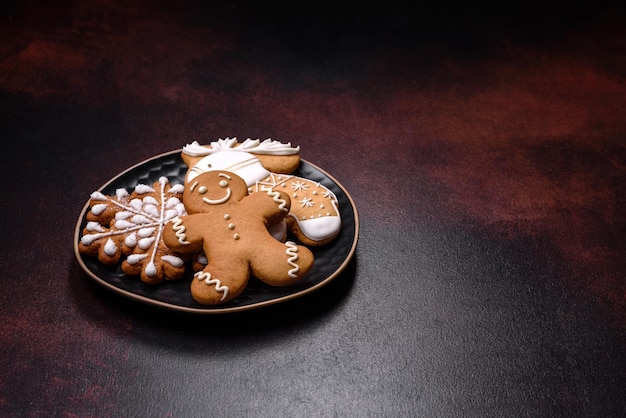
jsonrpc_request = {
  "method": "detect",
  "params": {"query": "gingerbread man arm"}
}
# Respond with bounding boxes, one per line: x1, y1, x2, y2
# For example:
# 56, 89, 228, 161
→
163, 214, 205, 253
243, 189, 291, 225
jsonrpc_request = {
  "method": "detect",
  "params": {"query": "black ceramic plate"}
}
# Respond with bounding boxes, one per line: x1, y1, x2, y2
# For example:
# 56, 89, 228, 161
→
74, 150, 359, 314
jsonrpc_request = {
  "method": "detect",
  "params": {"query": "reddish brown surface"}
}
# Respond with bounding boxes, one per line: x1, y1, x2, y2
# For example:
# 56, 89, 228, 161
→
1, 2, 624, 416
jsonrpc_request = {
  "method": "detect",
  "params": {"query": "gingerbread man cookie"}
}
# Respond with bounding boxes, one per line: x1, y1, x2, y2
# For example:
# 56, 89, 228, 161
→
181, 139, 341, 246
163, 170, 315, 305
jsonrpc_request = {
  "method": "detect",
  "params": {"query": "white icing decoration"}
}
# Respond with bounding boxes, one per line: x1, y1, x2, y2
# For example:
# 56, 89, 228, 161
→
171, 216, 190, 244
285, 241, 300, 279
114, 220, 134, 229
131, 214, 151, 224
164, 209, 179, 220
115, 211, 132, 220
165, 197, 181, 209
169, 184, 185, 194
161, 255, 184, 267
86, 222, 105, 232
81, 235, 96, 245
115, 188, 129, 199
90, 191, 107, 201
139, 237, 156, 250
134, 184, 155, 194
299, 197, 314, 208
130, 199, 143, 211
126, 253, 147, 264
291, 181, 309, 192
81, 177, 188, 275
145, 262, 157, 277
266, 189, 289, 212
182, 138, 299, 156
138, 227, 156, 237
91, 203, 108, 215
202, 188, 231, 205
143, 196, 158, 205
104, 238, 117, 256
125, 232, 137, 247
186, 151, 270, 185
194, 271, 229, 301
286, 201, 342, 242
252, 172, 293, 192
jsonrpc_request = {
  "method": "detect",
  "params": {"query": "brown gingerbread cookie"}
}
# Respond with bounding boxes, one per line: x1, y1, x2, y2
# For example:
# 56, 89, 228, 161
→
180, 139, 342, 246
163, 170, 315, 306
181, 138, 301, 174
78, 177, 189, 284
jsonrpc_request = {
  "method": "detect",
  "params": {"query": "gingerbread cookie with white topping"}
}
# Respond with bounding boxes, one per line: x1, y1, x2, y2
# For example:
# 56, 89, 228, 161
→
78, 177, 189, 284
163, 170, 314, 306
181, 138, 341, 246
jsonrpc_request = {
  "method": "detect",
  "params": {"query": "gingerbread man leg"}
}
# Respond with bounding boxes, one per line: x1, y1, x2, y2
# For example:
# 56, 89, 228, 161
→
249, 240, 314, 286
190, 262, 249, 305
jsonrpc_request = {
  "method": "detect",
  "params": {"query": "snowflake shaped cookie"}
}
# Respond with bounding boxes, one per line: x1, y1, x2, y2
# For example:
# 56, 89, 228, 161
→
78, 176, 189, 284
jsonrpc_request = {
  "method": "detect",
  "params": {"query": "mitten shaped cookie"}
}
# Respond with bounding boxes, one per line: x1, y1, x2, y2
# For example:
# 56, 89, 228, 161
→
181, 139, 341, 246
163, 170, 315, 305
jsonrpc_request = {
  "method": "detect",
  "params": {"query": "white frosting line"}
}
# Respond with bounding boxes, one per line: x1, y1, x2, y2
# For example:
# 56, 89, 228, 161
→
194, 271, 229, 301
285, 241, 300, 279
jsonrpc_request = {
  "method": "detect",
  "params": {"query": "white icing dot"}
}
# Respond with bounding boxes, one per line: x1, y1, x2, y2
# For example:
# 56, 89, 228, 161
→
127, 254, 147, 264
139, 237, 156, 249
162, 255, 184, 267
198, 186, 208, 194
91, 204, 108, 215
224, 214, 231, 220
114, 220, 134, 229
233, 233, 240, 240
138, 227, 155, 237
90, 191, 107, 201
86, 222, 105, 232
228, 223, 235, 230
125, 233, 137, 247
104, 238, 117, 256
145, 262, 157, 277
320, 204, 325, 209
115, 211, 132, 220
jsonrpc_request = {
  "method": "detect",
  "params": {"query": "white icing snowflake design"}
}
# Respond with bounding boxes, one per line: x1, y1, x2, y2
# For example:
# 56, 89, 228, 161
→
299, 197, 315, 208
79, 176, 188, 283
291, 180, 309, 192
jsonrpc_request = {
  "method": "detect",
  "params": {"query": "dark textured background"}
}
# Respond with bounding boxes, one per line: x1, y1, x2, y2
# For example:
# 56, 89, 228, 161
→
1, 1, 624, 416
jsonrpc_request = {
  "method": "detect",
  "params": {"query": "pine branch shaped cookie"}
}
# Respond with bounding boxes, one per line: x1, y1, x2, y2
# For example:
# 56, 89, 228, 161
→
78, 176, 189, 284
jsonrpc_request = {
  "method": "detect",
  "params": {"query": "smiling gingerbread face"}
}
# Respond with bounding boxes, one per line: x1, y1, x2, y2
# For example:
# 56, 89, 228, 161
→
183, 170, 249, 214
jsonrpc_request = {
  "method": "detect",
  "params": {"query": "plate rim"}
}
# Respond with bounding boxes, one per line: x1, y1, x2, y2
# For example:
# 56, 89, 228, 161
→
73, 149, 359, 314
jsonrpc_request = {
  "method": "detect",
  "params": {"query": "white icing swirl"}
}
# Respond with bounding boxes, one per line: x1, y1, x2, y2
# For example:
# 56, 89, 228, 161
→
267, 190, 288, 212
171, 216, 190, 244
285, 241, 300, 279
194, 271, 229, 301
